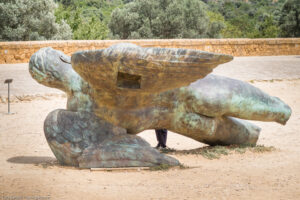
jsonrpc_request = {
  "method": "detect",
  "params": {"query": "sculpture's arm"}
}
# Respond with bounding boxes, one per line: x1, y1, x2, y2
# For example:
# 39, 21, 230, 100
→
174, 74, 291, 125
167, 112, 260, 146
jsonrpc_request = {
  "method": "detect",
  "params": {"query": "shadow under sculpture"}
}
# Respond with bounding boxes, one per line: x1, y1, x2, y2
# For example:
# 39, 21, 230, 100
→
29, 43, 292, 168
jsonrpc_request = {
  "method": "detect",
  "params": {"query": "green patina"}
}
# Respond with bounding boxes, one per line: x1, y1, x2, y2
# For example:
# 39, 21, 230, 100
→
29, 43, 291, 168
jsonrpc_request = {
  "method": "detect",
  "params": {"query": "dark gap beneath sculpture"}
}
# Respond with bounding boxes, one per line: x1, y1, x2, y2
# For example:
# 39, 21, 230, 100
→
117, 72, 141, 89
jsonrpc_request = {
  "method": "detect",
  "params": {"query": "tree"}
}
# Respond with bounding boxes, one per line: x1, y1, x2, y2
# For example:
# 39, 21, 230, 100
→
206, 0, 282, 38
278, 0, 300, 37
109, 0, 224, 39
55, 0, 122, 40
0, 0, 72, 41
73, 16, 109, 40
255, 13, 279, 38
206, 11, 226, 38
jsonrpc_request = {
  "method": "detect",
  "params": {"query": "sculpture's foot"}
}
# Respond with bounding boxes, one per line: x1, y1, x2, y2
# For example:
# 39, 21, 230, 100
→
171, 113, 260, 146
44, 109, 179, 168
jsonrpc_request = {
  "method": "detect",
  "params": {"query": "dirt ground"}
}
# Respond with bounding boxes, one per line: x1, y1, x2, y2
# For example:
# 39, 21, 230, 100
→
0, 56, 300, 200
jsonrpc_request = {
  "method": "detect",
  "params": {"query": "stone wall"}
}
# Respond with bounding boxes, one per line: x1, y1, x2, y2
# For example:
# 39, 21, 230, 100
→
0, 38, 300, 64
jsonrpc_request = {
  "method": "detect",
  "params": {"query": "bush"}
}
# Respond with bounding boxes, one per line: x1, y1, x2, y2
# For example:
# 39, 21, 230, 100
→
0, 0, 72, 41
109, 0, 224, 39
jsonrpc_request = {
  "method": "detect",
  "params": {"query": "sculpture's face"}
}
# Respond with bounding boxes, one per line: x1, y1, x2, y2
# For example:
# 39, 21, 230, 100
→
29, 47, 71, 90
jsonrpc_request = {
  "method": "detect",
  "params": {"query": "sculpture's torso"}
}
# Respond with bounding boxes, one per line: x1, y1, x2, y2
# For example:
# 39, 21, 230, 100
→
28, 43, 292, 168
29, 44, 291, 144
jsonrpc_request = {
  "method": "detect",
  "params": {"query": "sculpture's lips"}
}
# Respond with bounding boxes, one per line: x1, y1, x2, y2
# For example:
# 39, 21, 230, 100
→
71, 43, 234, 94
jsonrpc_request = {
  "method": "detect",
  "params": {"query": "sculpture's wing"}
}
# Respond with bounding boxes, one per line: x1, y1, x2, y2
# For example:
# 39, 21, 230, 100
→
71, 43, 233, 94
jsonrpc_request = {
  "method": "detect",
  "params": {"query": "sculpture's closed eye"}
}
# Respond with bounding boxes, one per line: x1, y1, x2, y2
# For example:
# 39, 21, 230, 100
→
60, 55, 71, 64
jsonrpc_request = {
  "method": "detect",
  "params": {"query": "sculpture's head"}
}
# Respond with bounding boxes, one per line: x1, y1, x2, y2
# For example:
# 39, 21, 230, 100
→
29, 47, 72, 90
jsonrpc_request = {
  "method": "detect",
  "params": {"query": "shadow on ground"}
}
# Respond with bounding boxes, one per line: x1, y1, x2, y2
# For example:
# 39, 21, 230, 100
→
7, 156, 57, 165
6, 145, 275, 168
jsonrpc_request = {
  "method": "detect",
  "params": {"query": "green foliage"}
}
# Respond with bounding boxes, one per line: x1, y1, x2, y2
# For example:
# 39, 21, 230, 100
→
278, 0, 300, 37
206, 0, 281, 38
1, 0, 298, 41
109, 0, 292, 39
55, 0, 122, 40
0, 0, 72, 41
206, 11, 226, 38
109, 0, 224, 39
257, 14, 280, 38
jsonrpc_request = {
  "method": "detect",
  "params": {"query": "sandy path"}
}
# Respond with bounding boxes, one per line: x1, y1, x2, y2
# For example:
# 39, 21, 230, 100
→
0, 56, 300, 200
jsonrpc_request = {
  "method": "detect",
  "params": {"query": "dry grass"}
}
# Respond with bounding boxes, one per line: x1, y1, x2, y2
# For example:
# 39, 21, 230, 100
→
161, 144, 275, 160
149, 163, 189, 171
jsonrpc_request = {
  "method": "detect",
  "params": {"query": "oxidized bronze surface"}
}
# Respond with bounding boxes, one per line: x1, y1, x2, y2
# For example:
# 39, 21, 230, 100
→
29, 43, 292, 168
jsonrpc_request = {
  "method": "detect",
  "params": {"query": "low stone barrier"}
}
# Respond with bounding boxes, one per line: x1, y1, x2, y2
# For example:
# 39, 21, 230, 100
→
0, 38, 300, 64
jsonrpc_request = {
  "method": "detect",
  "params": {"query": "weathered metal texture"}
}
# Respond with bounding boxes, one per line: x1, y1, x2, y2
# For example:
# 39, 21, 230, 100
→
29, 43, 292, 168
71, 43, 233, 94
29, 47, 95, 112
44, 109, 179, 168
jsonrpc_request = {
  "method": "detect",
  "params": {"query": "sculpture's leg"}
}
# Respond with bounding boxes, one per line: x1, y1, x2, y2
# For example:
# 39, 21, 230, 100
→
170, 112, 260, 145
44, 109, 179, 168
180, 74, 291, 124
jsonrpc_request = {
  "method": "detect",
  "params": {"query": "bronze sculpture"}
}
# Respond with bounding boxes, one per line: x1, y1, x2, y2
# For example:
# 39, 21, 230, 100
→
29, 43, 291, 168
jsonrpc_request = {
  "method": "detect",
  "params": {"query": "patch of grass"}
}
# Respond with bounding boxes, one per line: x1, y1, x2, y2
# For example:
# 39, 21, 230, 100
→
228, 144, 275, 154
149, 163, 190, 171
162, 144, 275, 159
197, 146, 229, 159
234, 148, 247, 154
159, 148, 176, 154
162, 146, 230, 160
249, 145, 275, 153
149, 164, 173, 171
179, 163, 189, 169
41, 163, 48, 168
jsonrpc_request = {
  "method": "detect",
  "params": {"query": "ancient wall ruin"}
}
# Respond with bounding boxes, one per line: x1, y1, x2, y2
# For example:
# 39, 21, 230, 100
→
0, 38, 300, 64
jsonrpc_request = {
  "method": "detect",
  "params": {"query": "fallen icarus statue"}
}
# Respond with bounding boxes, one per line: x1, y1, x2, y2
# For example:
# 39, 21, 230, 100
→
29, 43, 292, 168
